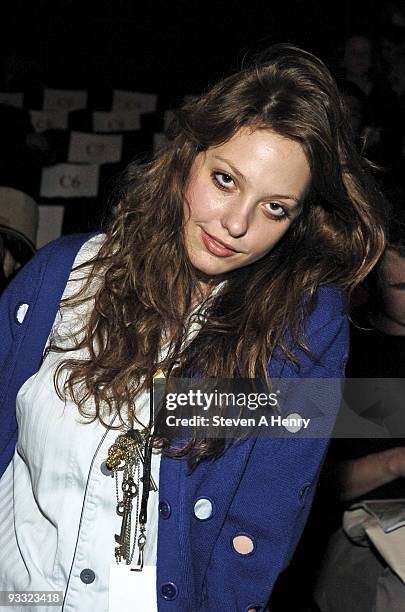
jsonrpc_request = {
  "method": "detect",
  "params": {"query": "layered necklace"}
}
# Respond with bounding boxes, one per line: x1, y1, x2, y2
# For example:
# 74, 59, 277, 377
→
105, 370, 164, 569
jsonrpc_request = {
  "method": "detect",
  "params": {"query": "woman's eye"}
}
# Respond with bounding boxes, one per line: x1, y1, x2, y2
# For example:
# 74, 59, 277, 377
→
265, 202, 288, 218
213, 172, 235, 189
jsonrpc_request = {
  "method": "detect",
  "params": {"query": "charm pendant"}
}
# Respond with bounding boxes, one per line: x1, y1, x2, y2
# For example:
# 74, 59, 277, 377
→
106, 429, 157, 491
114, 476, 138, 563
105, 428, 156, 565
130, 525, 147, 572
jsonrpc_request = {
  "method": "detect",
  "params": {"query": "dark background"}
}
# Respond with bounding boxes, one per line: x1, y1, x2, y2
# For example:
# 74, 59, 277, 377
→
1, 0, 397, 106
2, 0, 404, 235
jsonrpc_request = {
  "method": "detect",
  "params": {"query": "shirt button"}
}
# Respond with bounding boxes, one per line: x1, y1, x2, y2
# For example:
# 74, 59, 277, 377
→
160, 581, 178, 600
80, 568, 95, 584
159, 499, 171, 519
100, 461, 113, 476
193, 497, 214, 520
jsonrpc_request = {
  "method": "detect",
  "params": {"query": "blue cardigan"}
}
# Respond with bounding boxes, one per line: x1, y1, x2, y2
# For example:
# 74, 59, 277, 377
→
0, 234, 349, 611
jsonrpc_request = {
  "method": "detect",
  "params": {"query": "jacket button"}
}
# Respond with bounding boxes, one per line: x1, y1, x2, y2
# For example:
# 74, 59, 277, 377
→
232, 534, 255, 555
160, 581, 178, 600
159, 499, 171, 519
298, 482, 311, 504
15, 303, 29, 324
193, 497, 214, 520
80, 568, 95, 584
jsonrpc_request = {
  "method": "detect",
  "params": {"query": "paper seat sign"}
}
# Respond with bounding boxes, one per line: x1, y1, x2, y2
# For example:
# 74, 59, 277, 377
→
37, 205, 64, 247
43, 88, 87, 111
0, 92, 23, 108
93, 110, 140, 132
68, 131, 123, 164
30, 110, 68, 132
112, 90, 157, 114
40, 163, 99, 198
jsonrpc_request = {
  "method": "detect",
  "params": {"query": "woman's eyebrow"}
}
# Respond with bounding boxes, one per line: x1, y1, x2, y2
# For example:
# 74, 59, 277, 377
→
213, 155, 247, 183
270, 194, 300, 205
387, 281, 405, 288
212, 155, 300, 204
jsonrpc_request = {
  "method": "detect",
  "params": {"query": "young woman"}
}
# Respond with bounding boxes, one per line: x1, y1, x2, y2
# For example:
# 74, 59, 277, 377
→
0, 45, 386, 612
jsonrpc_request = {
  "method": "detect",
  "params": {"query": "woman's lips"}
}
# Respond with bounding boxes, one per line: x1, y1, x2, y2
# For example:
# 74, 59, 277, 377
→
201, 229, 238, 257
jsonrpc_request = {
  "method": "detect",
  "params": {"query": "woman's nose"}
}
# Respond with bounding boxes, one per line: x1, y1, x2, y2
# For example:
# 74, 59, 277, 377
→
220, 199, 251, 238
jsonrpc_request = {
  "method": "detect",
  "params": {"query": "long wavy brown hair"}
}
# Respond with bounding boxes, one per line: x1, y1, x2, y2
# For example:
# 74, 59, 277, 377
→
52, 44, 387, 464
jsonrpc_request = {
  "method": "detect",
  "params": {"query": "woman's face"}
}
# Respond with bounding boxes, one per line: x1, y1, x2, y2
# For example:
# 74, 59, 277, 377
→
183, 128, 311, 281
378, 248, 405, 333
